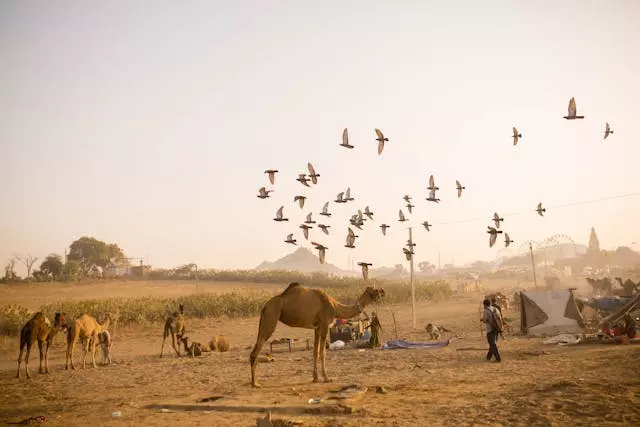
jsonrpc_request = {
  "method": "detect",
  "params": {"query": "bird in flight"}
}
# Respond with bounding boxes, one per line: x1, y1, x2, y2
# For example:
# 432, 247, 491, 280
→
403, 247, 414, 261
563, 97, 584, 120
375, 128, 388, 155
398, 209, 408, 222
304, 212, 316, 224
403, 195, 412, 203
257, 187, 273, 199
427, 174, 439, 191
340, 128, 354, 149
345, 227, 357, 248
536, 202, 546, 217
296, 174, 311, 187
294, 195, 306, 209
358, 262, 373, 280
406, 202, 415, 214
364, 206, 374, 220
422, 221, 432, 232
380, 224, 390, 235
299, 224, 313, 240
318, 224, 331, 235
311, 242, 328, 264
264, 169, 278, 185
456, 180, 465, 198
284, 233, 297, 245
487, 226, 503, 248
274, 206, 288, 222
320, 201, 332, 217
504, 233, 514, 248
604, 122, 614, 140
335, 192, 347, 203
512, 127, 522, 146
307, 163, 320, 184
426, 188, 440, 203
492, 212, 504, 229
344, 187, 354, 202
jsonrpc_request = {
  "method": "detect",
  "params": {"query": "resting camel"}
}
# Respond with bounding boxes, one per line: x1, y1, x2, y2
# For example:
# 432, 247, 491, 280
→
65, 313, 113, 370
209, 335, 230, 352
17, 312, 67, 379
179, 336, 207, 358
249, 282, 385, 387
160, 304, 186, 357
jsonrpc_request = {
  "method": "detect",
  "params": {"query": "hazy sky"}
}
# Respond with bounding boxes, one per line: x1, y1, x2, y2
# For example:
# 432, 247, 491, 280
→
2, 1, 640, 275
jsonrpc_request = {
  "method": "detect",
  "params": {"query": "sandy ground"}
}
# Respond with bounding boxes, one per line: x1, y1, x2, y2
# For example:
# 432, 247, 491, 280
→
1, 281, 639, 426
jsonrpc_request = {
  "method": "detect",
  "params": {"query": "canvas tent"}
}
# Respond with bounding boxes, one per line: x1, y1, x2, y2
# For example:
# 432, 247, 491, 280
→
599, 294, 640, 327
520, 290, 586, 336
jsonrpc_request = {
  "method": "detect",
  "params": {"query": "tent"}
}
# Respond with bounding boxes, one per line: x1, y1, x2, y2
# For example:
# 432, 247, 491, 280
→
599, 294, 640, 327
520, 290, 586, 336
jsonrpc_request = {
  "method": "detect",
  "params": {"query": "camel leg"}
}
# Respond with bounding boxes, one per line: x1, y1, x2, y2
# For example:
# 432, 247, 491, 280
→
318, 324, 332, 383
24, 340, 33, 379
44, 339, 51, 373
16, 339, 26, 378
90, 334, 98, 368
37, 339, 45, 374
171, 332, 181, 357
312, 327, 321, 383
81, 336, 90, 369
249, 309, 279, 388
160, 331, 168, 358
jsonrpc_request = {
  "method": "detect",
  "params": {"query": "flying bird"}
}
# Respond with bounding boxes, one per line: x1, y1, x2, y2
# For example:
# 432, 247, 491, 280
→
406, 203, 415, 214
264, 169, 278, 185
257, 187, 273, 199
318, 224, 331, 235
320, 201, 332, 217
375, 128, 388, 155
311, 242, 328, 264
426, 188, 440, 203
340, 128, 354, 149
536, 202, 546, 217
344, 187, 354, 202
403, 247, 414, 261
357, 262, 373, 280
563, 97, 584, 120
364, 206, 374, 220
403, 195, 412, 203
294, 195, 306, 209
296, 174, 311, 187
307, 163, 320, 184
350, 214, 364, 230
284, 233, 297, 245
427, 174, 439, 191
335, 192, 346, 203
406, 239, 416, 248
604, 122, 614, 139
456, 180, 465, 198
487, 226, 503, 248
504, 233, 514, 248
512, 127, 522, 146
274, 206, 288, 222
304, 212, 316, 224
299, 224, 313, 240
398, 209, 407, 222
345, 227, 357, 248
380, 224, 390, 235
422, 221, 432, 232
492, 212, 504, 229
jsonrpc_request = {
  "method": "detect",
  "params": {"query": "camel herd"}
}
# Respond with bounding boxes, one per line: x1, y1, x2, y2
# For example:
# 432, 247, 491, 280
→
15, 282, 384, 389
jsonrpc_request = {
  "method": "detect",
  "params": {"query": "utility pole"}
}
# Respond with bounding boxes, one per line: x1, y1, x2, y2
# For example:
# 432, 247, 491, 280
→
529, 242, 538, 290
408, 227, 416, 329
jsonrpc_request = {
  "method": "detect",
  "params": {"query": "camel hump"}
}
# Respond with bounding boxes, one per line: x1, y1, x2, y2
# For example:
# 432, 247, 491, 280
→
281, 282, 302, 295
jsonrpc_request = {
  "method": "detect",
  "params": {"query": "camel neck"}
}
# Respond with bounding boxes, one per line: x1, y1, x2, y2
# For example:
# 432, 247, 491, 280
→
334, 301, 363, 319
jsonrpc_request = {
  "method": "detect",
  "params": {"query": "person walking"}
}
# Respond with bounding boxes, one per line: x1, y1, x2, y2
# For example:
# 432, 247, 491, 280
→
481, 299, 503, 362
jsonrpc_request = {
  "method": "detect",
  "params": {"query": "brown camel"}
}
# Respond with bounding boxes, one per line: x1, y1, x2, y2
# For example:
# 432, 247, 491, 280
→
614, 277, 640, 295
16, 312, 67, 379
65, 313, 113, 370
209, 335, 230, 352
179, 336, 207, 358
84, 330, 112, 365
160, 304, 186, 357
249, 282, 385, 387
586, 277, 614, 295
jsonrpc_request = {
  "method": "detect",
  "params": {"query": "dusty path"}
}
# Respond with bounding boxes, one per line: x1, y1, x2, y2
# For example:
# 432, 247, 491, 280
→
1, 296, 639, 426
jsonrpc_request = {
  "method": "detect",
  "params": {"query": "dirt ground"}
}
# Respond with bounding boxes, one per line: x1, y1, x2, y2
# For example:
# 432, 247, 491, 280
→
1, 281, 639, 426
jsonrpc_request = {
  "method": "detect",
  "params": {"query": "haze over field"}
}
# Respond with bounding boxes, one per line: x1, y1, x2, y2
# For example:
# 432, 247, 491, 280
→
2, 1, 640, 273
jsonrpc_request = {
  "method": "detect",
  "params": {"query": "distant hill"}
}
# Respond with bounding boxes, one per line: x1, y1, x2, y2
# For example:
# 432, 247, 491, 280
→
255, 247, 345, 275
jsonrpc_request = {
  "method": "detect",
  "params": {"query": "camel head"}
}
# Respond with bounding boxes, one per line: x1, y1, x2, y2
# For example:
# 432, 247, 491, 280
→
53, 312, 67, 331
359, 286, 385, 307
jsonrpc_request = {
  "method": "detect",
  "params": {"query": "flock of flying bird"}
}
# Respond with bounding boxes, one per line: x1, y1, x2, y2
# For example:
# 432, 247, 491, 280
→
256, 97, 614, 279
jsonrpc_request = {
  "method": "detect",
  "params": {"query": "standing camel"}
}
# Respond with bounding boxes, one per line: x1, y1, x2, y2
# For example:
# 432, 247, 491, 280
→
249, 282, 385, 387
160, 304, 186, 357
17, 312, 67, 379
65, 313, 113, 370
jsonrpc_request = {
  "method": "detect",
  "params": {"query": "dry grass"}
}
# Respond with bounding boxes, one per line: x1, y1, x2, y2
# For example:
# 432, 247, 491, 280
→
0, 281, 638, 426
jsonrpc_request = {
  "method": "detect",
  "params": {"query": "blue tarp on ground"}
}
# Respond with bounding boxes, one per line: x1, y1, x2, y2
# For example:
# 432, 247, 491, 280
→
381, 338, 451, 350
589, 296, 635, 311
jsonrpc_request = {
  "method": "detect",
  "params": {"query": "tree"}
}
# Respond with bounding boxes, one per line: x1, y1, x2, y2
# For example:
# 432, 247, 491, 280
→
68, 236, 125, 271
62, 259, 81, 281
14, 253, 39, 280
418, 261, 435, 273
3, 258, 17, 280
40, 254, 64, 279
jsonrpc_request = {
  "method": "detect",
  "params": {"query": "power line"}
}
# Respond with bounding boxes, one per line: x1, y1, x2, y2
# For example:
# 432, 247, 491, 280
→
377, 191, 640, 238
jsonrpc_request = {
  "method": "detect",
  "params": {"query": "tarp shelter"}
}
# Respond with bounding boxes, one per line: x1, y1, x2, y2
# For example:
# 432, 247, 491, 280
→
599, 294, 640, 327
520, 290, 586, 336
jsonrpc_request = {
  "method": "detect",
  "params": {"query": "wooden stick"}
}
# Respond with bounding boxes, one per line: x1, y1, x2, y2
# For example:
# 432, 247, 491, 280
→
391, 312, 399, 340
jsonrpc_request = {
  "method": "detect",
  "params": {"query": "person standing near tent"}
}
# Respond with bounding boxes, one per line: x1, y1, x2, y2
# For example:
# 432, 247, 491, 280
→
481, 299, 503, 362
365, 311, 383, 348
491, 298, 505, 341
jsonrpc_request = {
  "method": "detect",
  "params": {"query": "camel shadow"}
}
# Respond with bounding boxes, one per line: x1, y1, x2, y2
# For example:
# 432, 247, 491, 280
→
142, 403, 351, 416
